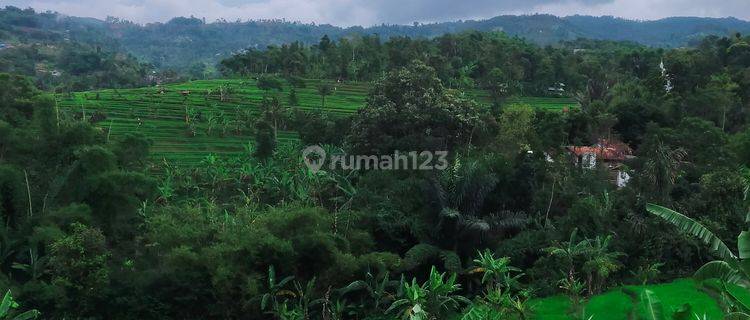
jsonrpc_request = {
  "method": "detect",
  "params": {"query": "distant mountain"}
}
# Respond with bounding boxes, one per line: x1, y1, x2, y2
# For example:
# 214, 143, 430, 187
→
106, 14, 750, 68
3, 6, 750, 70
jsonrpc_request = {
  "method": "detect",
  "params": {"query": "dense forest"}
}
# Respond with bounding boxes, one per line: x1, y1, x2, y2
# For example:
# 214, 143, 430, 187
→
0, 7, 152, 91
2, 4, 750, 320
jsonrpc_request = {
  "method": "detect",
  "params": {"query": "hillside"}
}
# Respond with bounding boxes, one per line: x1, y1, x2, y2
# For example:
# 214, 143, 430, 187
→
55, 78, 577, 166
0, 7, 149, 90
108, 15, 750, 68
4, 6, 750, 70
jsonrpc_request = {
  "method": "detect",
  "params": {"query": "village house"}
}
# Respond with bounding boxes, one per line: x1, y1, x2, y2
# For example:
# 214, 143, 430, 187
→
566, 139, 634, 187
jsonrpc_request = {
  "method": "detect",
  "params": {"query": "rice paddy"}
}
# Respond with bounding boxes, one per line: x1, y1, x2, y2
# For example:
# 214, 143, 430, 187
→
55, 78, 579, 167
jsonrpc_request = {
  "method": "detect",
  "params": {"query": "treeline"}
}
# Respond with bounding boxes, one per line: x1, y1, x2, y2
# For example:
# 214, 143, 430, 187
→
219, 31, 731, 100
220, 32, 592, 97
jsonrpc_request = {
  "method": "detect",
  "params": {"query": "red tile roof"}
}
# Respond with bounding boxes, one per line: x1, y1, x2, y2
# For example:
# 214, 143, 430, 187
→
566, 139, 633, 161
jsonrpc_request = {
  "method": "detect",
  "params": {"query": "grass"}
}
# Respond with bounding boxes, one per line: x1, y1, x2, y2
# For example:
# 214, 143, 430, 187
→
531, 279, 729, 320
56, 78, 579, 167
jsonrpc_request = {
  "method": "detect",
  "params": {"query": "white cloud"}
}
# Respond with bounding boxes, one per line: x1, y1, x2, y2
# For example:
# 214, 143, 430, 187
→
4, 0, 749, 26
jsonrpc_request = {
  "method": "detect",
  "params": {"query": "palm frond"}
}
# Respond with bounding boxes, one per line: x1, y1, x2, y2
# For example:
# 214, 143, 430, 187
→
487, 211, 529, 230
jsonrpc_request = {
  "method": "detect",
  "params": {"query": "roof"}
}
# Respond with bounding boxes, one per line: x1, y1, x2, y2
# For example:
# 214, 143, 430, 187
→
566, 139, 633, 161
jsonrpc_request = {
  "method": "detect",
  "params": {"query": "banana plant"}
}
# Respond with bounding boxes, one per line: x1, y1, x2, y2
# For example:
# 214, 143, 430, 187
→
260, 266, 296, 316
646, 203, 750, 316
0, 290, 39, 320
11, 249, 47, 281
386, 277, 429, 320
470, 249, 523, 291
339, 271, 399, 311
468, 250, 531, 319
387, 266, 470, 320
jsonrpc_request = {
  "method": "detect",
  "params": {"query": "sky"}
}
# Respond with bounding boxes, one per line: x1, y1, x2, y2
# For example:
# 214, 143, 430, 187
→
5, 0, 750, 26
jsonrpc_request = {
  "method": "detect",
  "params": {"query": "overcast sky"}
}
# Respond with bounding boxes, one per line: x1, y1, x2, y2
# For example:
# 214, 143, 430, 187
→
5, 0, 750, 26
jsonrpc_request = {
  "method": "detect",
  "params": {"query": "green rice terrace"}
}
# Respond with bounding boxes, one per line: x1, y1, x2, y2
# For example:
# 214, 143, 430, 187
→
530, 278, 750, 320
55, 78, 579, 167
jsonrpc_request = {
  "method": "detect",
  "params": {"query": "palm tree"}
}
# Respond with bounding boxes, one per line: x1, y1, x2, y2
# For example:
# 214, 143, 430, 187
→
403, 159, 528, 272
646, 203, 750, 315
432, 160, 526, 247
642, 141, 687, 201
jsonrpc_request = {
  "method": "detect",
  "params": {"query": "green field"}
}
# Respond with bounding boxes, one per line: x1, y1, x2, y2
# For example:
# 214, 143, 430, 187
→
468, 89, 579, 111
530, 278, 745, 320
56, 78, 578, 167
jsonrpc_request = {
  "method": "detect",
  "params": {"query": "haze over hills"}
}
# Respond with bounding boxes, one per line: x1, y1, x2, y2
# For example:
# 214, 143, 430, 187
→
2, 5, 750, 70
89, 14, 750, 68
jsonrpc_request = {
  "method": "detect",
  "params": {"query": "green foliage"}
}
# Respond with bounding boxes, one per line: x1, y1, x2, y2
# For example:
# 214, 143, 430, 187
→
646, 204, 735, 261
646, 203, 750, 317
257, 75, 285, 92
472, 250, 522, 289
347, 61, 482, 154
0, 290, 39, 320
0, 166, 26, 228
112, 133, 151, 169
495, 104, 537, 155
387, 266, 470, 320
48, 223, 110, 315
254, 119, 277, 161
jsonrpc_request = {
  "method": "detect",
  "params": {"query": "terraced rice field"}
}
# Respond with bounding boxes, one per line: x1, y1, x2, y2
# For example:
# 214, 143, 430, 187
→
56, 78, 578, 167
467, 89, 579, 111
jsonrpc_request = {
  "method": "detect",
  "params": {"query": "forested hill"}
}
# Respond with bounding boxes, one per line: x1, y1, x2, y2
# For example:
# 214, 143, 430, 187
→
3, 6, 750, 70
105, 14, 750, 68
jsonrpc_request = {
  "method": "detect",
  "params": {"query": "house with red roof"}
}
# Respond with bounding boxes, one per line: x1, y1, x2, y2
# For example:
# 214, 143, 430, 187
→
566, 139, 634, 187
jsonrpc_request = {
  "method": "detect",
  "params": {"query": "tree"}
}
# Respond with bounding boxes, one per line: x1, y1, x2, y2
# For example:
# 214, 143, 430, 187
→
641, 139, 686, 202
485, 67, 520, 106
188, 62, 207, 80
288, 87, 299, 106
317, 83, 333, 108
48, 223, 110, 316
254, 119, 276, 161
684, 73, 739, 131
347, 61, 481, 154
495, 104, 536, 156
256, 75, 284, 93
112, 133, 151, 169
402, 159, 527, 272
